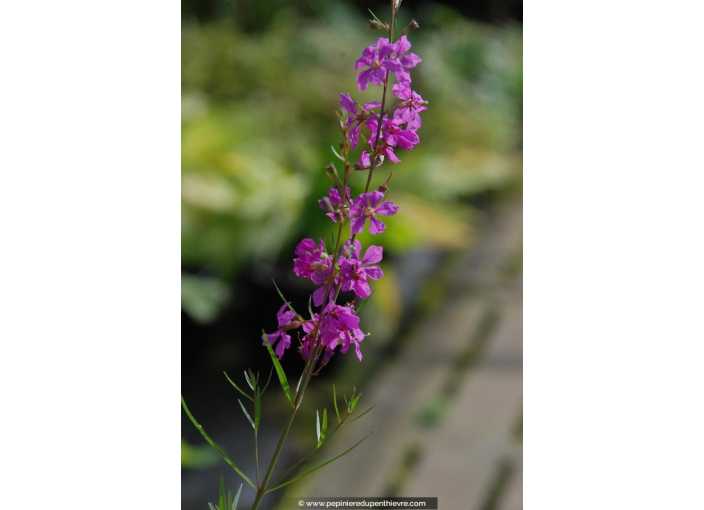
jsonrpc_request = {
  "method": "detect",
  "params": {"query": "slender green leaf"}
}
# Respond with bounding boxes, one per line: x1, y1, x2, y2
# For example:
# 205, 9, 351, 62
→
331, 145, 344, 161
232, 484, 243, 510
321, 409, 328, 445
254, 387, 261, 431
262, 331, 293, 407
350, 393, 362, 413
308, 295, 314, 319
181, 397, 255, 489
333, 385, 341, 423
227, 490, 232, 510
219, 476, 226, 509
271, 280, 297, 315
348, 404, 377, 424
238, 399, 255, 429
316, 410, 321, 444
223, 372, 253, 401
267, 430, 376, 492
368, 8, 382, 23
208, 504, 217, 510
244, 370, 254, 390
354, 291, 374, 315
261, 367, 274, 395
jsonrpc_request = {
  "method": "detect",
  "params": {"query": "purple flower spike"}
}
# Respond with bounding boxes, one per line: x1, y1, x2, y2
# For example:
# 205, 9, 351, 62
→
354, 38, 403, 92
349, 191, 400, 235
262, 302, 300, 359
392, 35, 422, 85
339, 240, 384, 298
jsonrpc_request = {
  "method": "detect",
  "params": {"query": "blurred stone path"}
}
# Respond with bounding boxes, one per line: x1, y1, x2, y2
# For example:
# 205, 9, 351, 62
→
282, 198, 523, 510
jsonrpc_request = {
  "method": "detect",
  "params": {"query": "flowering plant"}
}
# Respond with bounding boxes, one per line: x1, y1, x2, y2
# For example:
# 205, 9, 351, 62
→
181, 2, 427, 508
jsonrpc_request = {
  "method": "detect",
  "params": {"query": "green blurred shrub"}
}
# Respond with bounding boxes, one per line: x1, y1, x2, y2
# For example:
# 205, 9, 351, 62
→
182, 2, 522, 280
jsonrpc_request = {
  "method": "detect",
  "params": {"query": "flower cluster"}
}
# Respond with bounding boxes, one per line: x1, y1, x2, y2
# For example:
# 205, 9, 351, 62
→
262, 21, 426, 368
347, 35, 427, 167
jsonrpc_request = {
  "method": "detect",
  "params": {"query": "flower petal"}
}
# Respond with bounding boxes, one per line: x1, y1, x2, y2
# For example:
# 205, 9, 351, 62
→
339, 93, 357, 115
357, 69, 373, 92
362, 245, 383, 265
349, 215, 367, 235
394, 35, 411, 57
365, 265, 383, 280
368, 216, 386, 235
401, 53, 422, 68
374, 200, 400, 216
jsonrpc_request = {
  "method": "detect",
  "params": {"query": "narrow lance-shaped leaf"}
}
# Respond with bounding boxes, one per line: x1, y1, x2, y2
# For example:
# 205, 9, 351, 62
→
254, 387, 261, 431
348, 404, 377, 424
227, 491, 232, 510
261, 367, 274, 395
180, 397, 256, 489
238, 399, 255, 429
267, 430, 376, 492
208, 504, 217, 510
368, 8, 383, 24
333, 384, 341, 424
223, 372, 253, 401
319, 409, 328, 447
271, 280, 297, 315
354, 291, 375, 316
232, 484, 243, 510
262, 330, 293, 407
219, 476, 226, 510
350, 393, 362, 413
331, 145, 344, 161
316, 410, 321, 444
243, 370, 254, 390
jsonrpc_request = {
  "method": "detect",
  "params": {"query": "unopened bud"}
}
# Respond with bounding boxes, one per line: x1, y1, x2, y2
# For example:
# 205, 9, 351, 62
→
311, 262, 328, 271
378, 182, 389, 193
283, 320, 302, 331
340, 204, 350, 216
343, 245, 356, 258
320, 197, 335, 214
368, 20, 386, 30
402, 19, 420, 36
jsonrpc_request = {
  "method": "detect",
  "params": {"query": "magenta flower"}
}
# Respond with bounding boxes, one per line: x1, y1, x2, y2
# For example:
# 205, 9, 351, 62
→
311, 264, 338, 307
349, 191, 400, 235
340, 93, 381, 149
392, 35, 422, 85
293, 238, 331, 279
318, 186, 351, 222
339, 240, 384, 298
354, 38, 403, 92
392, 84, 427, 132
320, 304, 365, 361
262, 302, 300, 359
368, 114, 420, 150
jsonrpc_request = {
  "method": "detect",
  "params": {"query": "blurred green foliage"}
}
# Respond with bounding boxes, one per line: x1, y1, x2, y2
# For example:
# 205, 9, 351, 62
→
182, 1, 522, 281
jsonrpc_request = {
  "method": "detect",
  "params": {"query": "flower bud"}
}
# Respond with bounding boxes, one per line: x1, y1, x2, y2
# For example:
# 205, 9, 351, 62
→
340, 204, 350, 216
368, 20, 386, 30
282, 320, 301, 331
378, 182, 389, 193
402, 19, 420, 35
343, 245, 356, 258
320, 197, 335, 214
